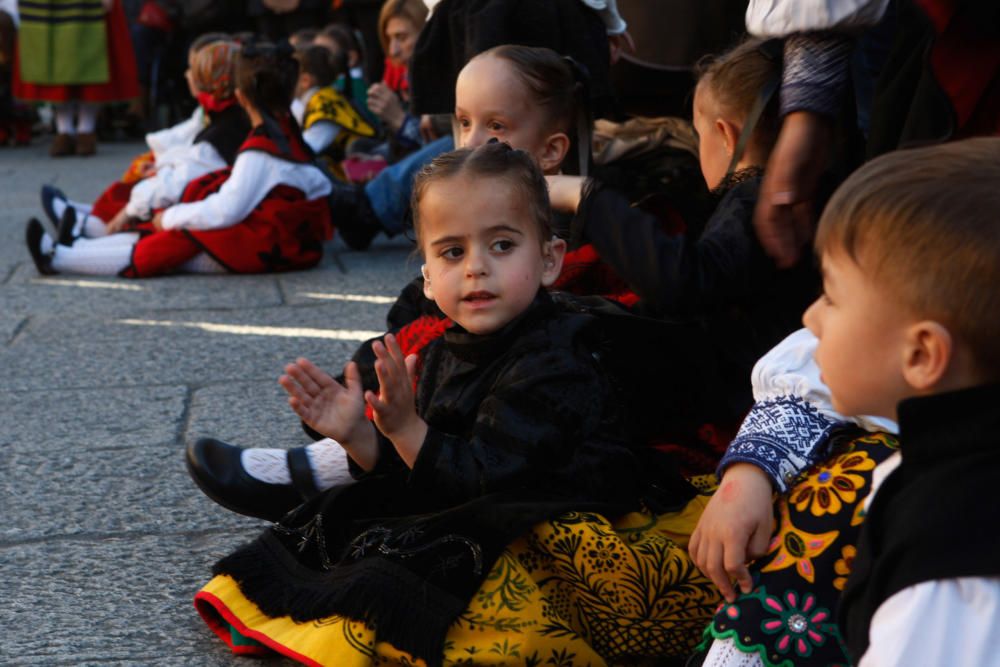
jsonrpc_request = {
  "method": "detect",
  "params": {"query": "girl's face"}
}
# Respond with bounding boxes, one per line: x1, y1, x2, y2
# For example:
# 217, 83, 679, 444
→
419, 175, 564, 335
385, 16, 418, 66
454, 55, 565, 173
693, 82, 735, 190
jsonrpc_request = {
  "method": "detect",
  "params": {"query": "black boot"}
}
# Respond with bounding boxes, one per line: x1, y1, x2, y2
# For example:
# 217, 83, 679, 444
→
25, 218, 57, 275
330, 179, 383, 251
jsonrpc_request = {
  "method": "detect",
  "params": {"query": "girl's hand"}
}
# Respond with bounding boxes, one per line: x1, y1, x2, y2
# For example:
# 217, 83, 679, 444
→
105, 208, 137, 234
367, 82, 406, 132
545, 175, 586, 214
150, 211, 166, 232
280, 358, 369, 446
365, 334, 427, 466
689, 463, 776, 602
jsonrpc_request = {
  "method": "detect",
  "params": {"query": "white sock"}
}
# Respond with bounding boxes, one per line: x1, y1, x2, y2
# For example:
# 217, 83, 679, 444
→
241, 439, 353, 491
40, 233, 54, 255
178, 252, 226, 274
76, 103, 98, 134
80, 210, 108, 238
51, 233, 138, 275
55, 104, 76, 135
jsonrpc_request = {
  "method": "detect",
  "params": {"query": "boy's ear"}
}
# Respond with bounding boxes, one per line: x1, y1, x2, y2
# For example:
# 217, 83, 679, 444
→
538, 132, 571, 173
715, 118, 740, 158
539, 237, 567, 287
901, 320, 953, 391
421, 263, 434, 300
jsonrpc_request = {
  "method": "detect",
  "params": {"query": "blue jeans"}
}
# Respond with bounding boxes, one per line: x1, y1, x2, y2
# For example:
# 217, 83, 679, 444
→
365, 135, 454, 235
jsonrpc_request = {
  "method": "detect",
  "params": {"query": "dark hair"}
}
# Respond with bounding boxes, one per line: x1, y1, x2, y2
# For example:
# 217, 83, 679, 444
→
295, 44, 345, 88
321, 23, 360, 56
477, 44, 583, 137
290, 27, 318, 46
815, 137, 1000, 379
695, 38, 782, 156
411, 142, 552, 248
190, 31, 231, 55
236, 41, 299, 115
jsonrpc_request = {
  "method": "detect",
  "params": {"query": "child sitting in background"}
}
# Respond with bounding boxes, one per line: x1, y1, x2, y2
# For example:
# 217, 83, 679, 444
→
316, 22, 368, 109
43, 40, 250, 243
693, 137, 1000, 666
26, 41, 332, 278
291, 43, 375, 175
194, 141, 695, 665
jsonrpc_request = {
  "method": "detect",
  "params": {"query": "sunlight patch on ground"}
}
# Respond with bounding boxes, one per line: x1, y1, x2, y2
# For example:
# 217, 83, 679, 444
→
297, 291, 395, 304
33, 278, 144, 291
117, 318, 381, 341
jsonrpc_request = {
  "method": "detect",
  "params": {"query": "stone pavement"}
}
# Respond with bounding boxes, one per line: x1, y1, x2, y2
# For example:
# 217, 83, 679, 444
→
0, 139, 417, 665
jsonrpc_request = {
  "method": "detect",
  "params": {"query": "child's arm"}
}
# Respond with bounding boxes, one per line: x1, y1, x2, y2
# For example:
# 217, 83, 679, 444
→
692, 328, 897, 600
124, 142, 228, 220
548, 175, 766, 316
302, 121, 341, 155
279, 357, 379, 471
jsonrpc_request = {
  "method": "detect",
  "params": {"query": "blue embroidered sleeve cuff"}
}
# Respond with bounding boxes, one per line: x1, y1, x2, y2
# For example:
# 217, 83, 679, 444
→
780, 32, 854, 117
718, 395, 840, 492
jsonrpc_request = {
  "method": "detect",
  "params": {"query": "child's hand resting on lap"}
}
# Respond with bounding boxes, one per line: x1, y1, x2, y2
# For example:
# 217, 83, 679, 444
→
365, 334, 427, 467
690, 463, 776, 602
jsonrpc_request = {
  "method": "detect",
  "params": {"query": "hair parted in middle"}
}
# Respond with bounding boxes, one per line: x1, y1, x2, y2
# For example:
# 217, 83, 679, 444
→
377, 0, 428, 53
236, 40, 300, 115
191, 41, 241, 105
410, 141, 553, 247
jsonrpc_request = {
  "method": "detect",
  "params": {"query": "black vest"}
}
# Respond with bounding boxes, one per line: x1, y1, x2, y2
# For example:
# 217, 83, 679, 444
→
838, 383, 1000, 660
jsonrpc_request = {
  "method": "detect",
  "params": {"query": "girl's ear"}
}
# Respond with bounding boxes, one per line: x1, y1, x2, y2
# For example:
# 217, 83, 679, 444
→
901, 320, 953, 391
715, 118, 741, 159
421, 263, 434, 300
539, 237, 567, 287
537, 132, 571, 173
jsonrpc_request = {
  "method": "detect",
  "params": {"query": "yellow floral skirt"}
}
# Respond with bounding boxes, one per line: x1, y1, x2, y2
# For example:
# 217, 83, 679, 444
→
195, 485, 720, 666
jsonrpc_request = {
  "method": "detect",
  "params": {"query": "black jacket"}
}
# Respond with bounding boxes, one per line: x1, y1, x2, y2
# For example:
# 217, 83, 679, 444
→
217, 291, 694, 666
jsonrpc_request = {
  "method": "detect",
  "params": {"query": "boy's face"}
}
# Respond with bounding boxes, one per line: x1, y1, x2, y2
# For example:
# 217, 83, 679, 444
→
455, 55, 560, 173
420, 176, 564, 335
803, 249, 912, 420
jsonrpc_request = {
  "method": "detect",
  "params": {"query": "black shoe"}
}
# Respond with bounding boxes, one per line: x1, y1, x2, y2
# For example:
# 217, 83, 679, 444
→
57, 206, 78, 246
330, 180, 383, 251
185, 438, 320, 522
25, 218, 57, 275
40, 184, 68, 227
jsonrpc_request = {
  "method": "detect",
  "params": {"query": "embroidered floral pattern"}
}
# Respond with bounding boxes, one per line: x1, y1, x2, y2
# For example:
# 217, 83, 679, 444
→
759, 589, 833, 658
832, 545, 856, 591
791, 450, 876, 517
761, 502, 838, 583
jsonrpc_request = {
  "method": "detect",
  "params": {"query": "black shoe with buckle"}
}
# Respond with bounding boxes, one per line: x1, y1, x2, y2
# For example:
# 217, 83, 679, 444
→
185, 438, 320, 522
25, 218, 58, 275
41, 184, 68, 228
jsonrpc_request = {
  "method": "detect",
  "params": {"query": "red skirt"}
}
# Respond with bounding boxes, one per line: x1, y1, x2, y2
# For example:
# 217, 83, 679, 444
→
122, 169, 332, 278
13, 0, 139, 103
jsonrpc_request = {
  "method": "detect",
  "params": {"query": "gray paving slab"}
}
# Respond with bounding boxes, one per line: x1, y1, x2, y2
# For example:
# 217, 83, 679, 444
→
1, 137, 409, 664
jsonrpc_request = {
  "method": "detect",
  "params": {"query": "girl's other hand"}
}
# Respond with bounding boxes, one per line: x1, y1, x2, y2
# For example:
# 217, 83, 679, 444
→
105, 208, 137, 234
689, 463, 776, 602
365, 334, 427, 466
150, 211, 166, 232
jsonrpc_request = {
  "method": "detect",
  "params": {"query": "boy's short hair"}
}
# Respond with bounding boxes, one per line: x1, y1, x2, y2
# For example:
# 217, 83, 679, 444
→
295, 44, 345, 88
411, 142, 552, 247
816, 137, 1000, 378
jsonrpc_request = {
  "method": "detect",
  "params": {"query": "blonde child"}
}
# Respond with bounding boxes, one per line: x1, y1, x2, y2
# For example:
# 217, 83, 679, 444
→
26, 41, 332, 277
193, 141, 691, 665
692, 138, 1000, 666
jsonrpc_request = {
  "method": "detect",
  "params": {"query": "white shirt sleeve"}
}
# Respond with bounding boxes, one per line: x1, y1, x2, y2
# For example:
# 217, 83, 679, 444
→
302, 121, 341, 155
125, 142, 227, 219
746, 0, 889, 37
861, 578, 1000, 667
146, 107, 205, 159
160, 151, 331, 232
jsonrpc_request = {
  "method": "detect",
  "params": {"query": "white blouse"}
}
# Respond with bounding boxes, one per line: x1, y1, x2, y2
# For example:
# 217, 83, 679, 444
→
745, 0, 889, 37
145, 107, 205, 160
125, 141, 227, 220
160, 149, 331, 232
